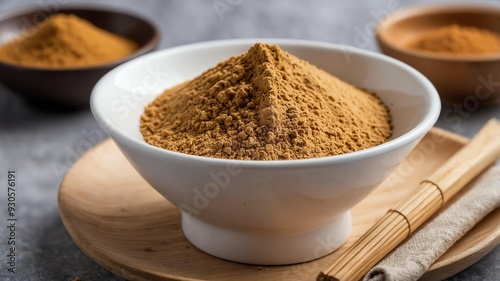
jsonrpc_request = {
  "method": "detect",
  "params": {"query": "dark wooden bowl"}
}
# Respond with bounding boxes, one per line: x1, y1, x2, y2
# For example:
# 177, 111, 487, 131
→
0, 6, 159, 108
377, 5, 500, 105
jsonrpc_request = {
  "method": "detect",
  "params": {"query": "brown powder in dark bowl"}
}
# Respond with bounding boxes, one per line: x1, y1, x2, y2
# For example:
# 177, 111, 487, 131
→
0, 14, 138, 68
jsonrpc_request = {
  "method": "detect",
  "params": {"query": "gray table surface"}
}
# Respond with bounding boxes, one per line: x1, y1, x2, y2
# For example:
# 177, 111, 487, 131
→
0, 0, 499, 280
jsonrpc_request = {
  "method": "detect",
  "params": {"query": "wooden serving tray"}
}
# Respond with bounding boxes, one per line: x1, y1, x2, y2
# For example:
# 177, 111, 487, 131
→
58, 128, 500, 281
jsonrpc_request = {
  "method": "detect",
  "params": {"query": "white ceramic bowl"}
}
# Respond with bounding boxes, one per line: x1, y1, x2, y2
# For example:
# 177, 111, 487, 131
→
90, 39, 440, 265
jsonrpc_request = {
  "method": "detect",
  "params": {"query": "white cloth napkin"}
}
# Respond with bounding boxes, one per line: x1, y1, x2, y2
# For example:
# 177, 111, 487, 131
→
364, 166, 500, 281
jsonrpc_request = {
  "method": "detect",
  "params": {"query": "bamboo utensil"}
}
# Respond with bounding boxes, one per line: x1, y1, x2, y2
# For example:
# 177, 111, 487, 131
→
318, 119, 500, 281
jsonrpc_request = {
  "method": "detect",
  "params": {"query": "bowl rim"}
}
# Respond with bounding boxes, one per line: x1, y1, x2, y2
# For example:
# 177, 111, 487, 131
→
376, 4, 500, 62
0, 5, 160, 71
91, 38, 441, 168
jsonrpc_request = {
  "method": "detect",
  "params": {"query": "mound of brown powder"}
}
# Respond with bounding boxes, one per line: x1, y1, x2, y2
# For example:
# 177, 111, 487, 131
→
407, 25, 500, 54
140, 43, 392, 160
0, 14, 138, 68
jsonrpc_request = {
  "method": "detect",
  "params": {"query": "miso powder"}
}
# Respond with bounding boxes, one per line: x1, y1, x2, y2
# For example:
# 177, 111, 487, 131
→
140, 43, 392, 160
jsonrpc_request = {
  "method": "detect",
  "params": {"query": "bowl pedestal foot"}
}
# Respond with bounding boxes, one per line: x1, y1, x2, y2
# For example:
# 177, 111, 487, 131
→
181, 210, 351, 265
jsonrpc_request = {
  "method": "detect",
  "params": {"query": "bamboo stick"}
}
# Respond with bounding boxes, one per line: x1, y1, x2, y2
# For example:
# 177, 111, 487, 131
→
318, 119, 500, 281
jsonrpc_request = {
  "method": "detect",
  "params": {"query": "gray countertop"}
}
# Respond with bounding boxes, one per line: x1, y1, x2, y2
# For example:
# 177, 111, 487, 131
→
0, 0, 499, 280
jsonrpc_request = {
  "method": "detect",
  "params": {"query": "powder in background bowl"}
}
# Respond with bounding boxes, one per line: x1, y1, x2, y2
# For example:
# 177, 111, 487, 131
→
140, 43, 392, 160
407, 24, 500, 54
0, 14, 138, 68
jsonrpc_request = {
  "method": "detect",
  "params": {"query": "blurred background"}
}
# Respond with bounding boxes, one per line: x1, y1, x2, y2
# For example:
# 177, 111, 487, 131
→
0, 0, 499, 280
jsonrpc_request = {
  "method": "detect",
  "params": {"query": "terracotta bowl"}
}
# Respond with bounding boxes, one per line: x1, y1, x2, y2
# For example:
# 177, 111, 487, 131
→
0, 6, 159, 108
376, 5, 500, 105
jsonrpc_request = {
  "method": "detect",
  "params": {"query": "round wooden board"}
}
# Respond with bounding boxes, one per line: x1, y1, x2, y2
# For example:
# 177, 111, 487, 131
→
58, 128, 500, 281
